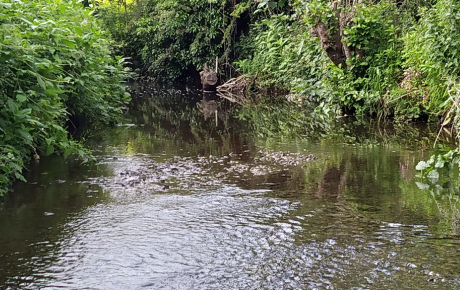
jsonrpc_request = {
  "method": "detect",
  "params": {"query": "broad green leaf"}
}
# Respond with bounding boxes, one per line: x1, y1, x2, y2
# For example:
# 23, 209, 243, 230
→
7, 99, 18, 113
415, 161, 429, 171
427, 170, 439, 180
298, 40, 304, 55
18, 108, 32, 116
64, 147, 73, 158
18, 129, 33, 144
435, 156, 445, 168
46, 145, 54, 156
415, 182, 430, 190
45, 138, 53, 145
28, 119, 45, 128
16, 94, 27, 103
14, 172, 27, 182
61, 39, 76, 48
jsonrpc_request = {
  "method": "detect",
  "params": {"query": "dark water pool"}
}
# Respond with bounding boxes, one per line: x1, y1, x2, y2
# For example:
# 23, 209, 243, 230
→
1, 88, 460, 289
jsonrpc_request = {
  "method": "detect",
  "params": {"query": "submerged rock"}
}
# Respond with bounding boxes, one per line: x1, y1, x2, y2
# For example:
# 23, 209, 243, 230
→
90, 150, 317, 195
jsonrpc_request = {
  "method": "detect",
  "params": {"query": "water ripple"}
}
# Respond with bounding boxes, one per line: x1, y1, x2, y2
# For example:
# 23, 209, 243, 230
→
6, 188, 456, 289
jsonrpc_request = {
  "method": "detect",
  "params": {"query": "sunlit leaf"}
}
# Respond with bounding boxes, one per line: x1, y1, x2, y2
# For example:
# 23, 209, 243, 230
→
435, 156, 445, 168
16, 94, 27, 103
427, 170, 439, 180
61, 39, 76, 48
415, 161, 428, 171
415, 181, 430, 190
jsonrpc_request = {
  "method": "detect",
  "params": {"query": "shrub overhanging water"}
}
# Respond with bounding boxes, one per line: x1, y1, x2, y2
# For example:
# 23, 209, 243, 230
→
0, 0, 130, 196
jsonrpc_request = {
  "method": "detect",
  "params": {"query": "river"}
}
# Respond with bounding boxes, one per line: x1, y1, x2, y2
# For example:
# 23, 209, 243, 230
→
1, 86, 460, 289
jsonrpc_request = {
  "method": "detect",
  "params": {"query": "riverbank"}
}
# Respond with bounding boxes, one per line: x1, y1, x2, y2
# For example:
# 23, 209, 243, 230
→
98, 0, 460, 127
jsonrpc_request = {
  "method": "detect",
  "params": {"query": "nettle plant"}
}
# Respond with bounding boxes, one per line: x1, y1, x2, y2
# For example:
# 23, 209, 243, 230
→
0, 0, 130, 195
404, 0, 460, 120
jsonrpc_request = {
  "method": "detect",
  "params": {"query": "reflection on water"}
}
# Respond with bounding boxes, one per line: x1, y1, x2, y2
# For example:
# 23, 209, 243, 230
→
200, 91, 218, 124
1, 86, 460, 289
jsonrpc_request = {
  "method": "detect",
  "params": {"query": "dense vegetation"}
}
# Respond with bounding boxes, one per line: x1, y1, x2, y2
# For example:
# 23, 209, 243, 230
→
98, 0, 250, 80
97, 0, 460, 123
0, 0, 130, 196
4, 0, 460, 195
97, 0, 460, 182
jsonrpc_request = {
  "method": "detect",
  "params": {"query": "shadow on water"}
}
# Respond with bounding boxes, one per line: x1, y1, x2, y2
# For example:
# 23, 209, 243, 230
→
1, 83, 460, 289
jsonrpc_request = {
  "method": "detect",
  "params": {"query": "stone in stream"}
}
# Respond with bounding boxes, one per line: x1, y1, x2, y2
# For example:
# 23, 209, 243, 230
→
200, 63, 218, 92
94, 150, 317, 194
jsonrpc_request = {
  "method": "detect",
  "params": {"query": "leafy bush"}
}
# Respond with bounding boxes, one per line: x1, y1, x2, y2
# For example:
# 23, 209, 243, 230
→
0, 0, 130, 196
404, 0, 460, 123
99, 0, 246, 82
235, 14, 331, 103
241, 1, 436, 119
303, 1, 404, 115
235, 2, 405, 115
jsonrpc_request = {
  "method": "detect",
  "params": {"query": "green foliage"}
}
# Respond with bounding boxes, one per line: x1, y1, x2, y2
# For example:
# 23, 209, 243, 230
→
344, 3, 396, 51
242, 1, 441, 119
254, 0, 290, 15
96, 0, 460, 142
416, 150, 460, 181
404, 0, 460, 123
333, 3, 403, 115
237, 2, 406, 116
235, 14, 331, 102
0, 0, 130, 196
299, 0, 336, 29
416, 148, 460, 232
99, 0, 252, 82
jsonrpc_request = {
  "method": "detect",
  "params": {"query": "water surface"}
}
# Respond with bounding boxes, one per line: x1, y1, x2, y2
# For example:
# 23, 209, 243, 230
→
1, 88, 460, 289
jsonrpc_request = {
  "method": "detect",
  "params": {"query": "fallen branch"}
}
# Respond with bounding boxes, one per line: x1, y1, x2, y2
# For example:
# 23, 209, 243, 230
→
217, 74, 253, 104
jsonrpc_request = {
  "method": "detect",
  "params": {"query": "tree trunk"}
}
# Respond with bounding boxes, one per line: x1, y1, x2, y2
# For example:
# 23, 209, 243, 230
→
200, 64, 218, 92
310, 1, 364, 67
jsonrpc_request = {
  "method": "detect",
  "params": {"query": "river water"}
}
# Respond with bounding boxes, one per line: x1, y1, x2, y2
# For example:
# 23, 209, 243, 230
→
1, 87, 460, 289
